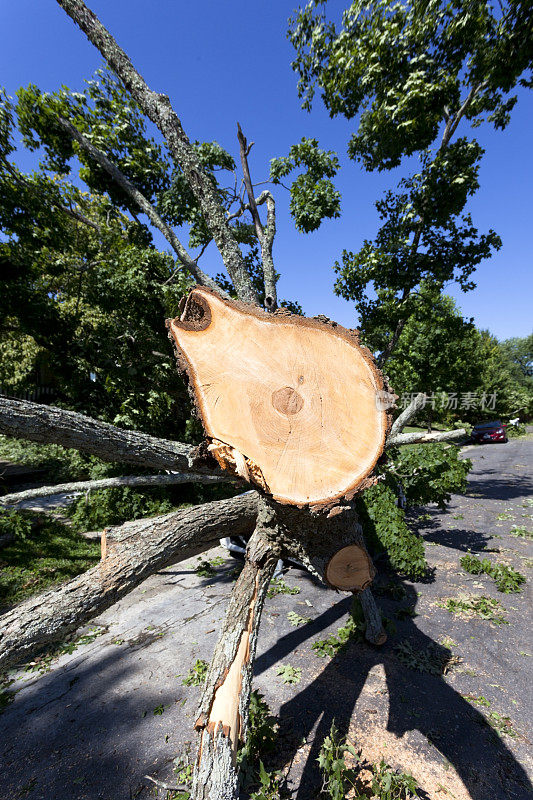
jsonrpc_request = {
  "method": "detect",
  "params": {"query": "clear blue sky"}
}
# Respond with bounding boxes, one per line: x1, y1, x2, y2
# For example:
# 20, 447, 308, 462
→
2, 0, 532, 339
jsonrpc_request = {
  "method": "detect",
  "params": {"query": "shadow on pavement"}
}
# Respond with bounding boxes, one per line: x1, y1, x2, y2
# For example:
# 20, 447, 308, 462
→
259, 584, 532, 800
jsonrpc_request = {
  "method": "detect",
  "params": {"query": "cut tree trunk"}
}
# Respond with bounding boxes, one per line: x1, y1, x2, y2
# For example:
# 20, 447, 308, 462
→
251, 496, 386, 645
167, 287, 393, 507
0, 492, 258, 672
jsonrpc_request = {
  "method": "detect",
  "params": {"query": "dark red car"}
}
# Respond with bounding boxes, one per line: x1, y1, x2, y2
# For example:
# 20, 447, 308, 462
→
471, 420, 508, 444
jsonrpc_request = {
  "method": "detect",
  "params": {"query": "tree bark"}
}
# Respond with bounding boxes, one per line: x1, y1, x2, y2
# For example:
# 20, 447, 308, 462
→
387, 393, 426, 440
255, 498, 386, 645
191, 521, 279, 800
0, 471, 233, 506
387, 428, 467, 447
0, 492, 258, 672
0, 397, 222, 476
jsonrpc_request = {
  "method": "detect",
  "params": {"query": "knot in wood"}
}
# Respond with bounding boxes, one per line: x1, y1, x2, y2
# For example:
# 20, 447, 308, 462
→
271, 386, 304, 416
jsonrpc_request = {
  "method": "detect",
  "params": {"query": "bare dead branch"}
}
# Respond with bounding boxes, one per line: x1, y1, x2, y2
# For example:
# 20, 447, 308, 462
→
0, 397, 222, 476
55, 116, 224, 293
0, 492, 258, 672
236, 124, 277, 310
55, 0, 258, 305
1, 471, 234, 506
387, 428, 467, 447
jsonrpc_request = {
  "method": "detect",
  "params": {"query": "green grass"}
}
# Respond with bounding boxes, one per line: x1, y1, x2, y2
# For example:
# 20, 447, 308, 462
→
0, 513, 100, 609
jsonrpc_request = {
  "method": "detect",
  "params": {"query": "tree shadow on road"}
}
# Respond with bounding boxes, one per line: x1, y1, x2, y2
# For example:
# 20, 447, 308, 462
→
256, 581, 532, 800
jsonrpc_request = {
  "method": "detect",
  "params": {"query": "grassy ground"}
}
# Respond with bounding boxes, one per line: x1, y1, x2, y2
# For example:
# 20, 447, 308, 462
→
0, 513, 100, 610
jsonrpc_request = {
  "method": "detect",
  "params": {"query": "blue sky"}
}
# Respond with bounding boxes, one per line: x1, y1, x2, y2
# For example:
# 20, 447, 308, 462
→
2, 0, 532, 339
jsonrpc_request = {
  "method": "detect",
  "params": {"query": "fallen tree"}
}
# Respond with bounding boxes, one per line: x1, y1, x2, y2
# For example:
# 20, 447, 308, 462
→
0, 2, 475, 797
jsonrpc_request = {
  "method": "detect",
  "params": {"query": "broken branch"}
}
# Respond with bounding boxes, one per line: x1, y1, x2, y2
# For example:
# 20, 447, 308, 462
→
237, 124, 277, 310
386, 428, 467, 447
0, 492, 258, 672
192, 519, 279, 800
0, 397, 218, 476
387, 392, 426, 440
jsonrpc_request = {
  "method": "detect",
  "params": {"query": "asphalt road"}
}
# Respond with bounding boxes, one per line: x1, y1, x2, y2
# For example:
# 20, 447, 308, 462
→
0, 436, 532, 800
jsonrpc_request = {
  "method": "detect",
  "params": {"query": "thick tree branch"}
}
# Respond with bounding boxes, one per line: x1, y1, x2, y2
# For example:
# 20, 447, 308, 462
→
387, 393, 427, 440
0, 397, 222, 476
255, 189, 277, 307
0, 471, 233, 506
387, 428, 467, 447
0, 492, 259, 672
56, 116, 223, 293
236, 124, 277, 310
55, 0, 258, 305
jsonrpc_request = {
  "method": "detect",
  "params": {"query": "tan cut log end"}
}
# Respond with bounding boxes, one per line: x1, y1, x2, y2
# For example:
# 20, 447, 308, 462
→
325, 544, 375, 591
167, 287, 391, 507
100, 529, 107, 561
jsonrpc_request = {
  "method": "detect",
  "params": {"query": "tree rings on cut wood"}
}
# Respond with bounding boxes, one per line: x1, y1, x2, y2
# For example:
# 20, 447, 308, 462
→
325, 544, 375, 591
167, 287, 391, 507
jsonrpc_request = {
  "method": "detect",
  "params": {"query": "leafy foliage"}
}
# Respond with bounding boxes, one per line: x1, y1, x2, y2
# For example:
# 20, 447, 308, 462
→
317, 721, 421, 799
388, 443, 471, 508
289, 0, 531, 360
510, 525, 533, 540
441, 595, 508, 624
287, 611, 311, 626
317, 720, 359, 800
312, 595, 365, 657
368, 760, 421, 800
460, 554, 525, 593
23, 626, 105, 675
267, 577, 300, 598
0, 506, 32, 542
394, 639, 459, 676
181, 659, 209, 686
356, 483, 427, 579
66, 486, 176, 531
276, 664, 302, 684
270, 137, 341, 232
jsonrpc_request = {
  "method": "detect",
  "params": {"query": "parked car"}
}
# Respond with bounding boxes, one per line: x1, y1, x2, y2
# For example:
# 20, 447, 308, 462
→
470, 420, 508, 444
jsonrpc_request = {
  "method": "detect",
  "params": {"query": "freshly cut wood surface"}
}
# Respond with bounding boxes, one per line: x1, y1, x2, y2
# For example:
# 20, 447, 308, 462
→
325, 544, 375, 592
168, 287, 389, 506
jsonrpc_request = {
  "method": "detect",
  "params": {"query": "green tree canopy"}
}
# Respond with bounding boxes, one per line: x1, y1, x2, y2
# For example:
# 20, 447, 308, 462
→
289, 0, 532, 360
